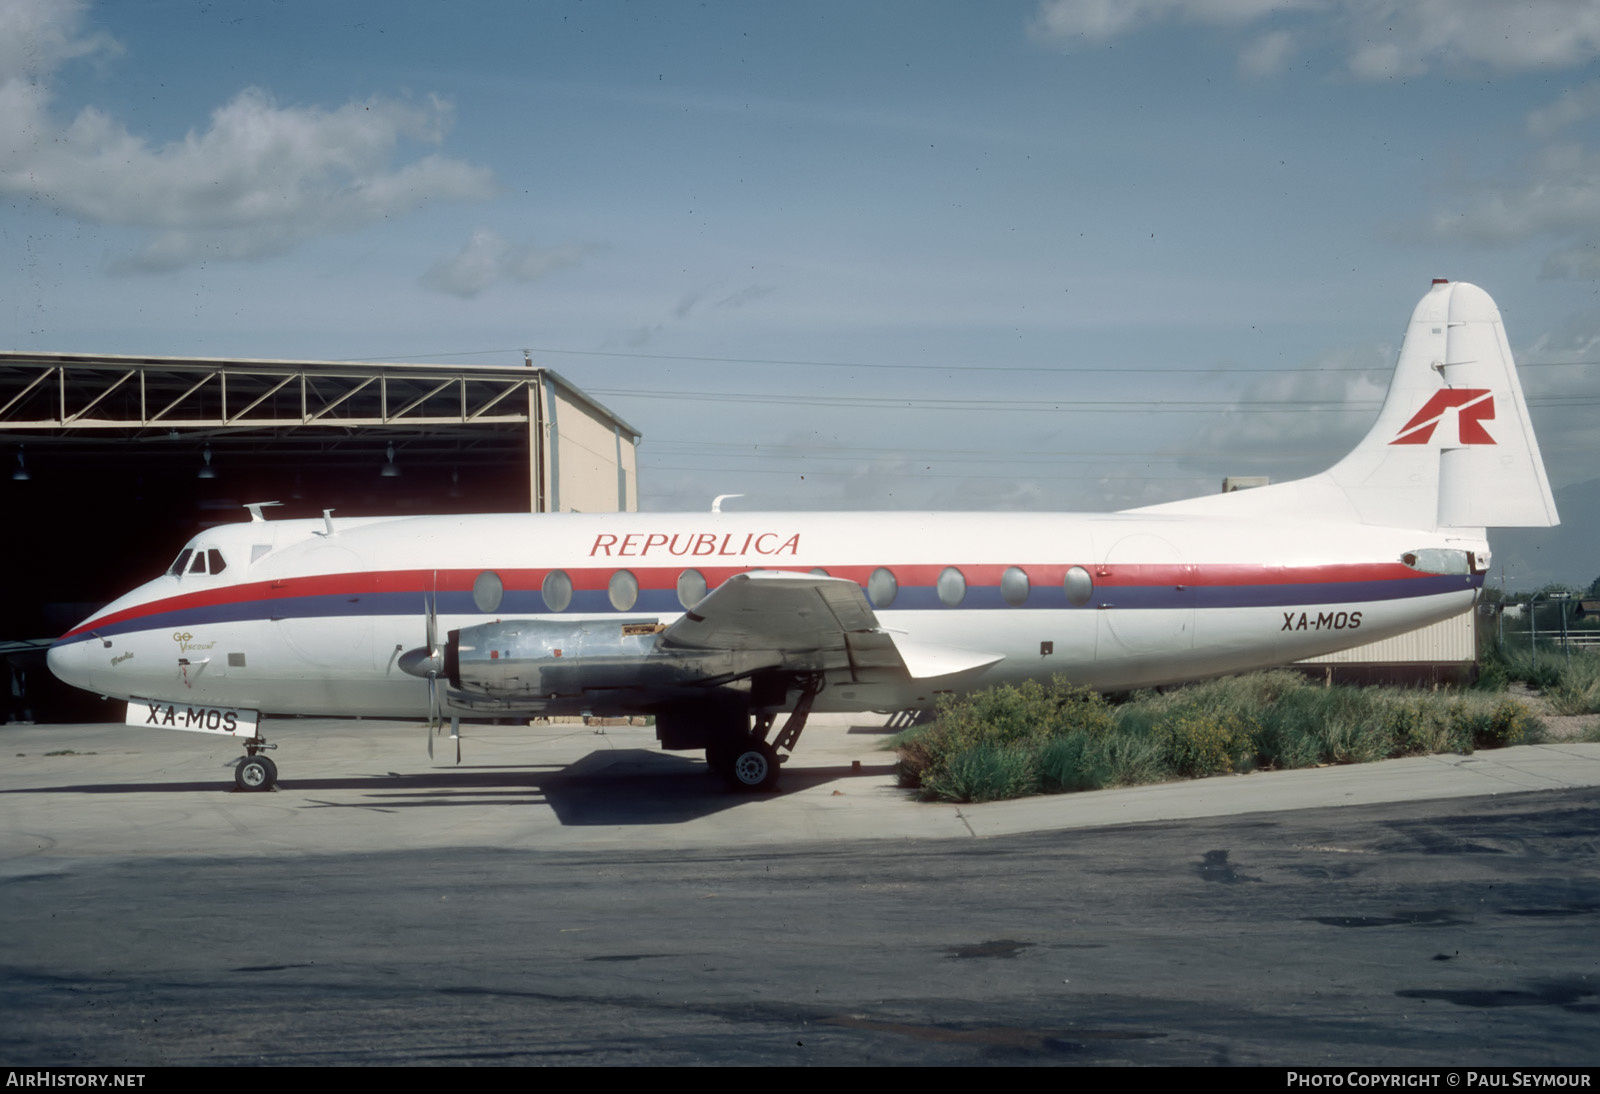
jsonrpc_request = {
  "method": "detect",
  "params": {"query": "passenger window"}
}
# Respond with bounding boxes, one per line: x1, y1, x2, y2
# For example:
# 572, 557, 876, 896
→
542, 570, 572, 612
867, 568, 898, 609
608, 570, 639, 611
1001, 566, 1030, 606
473, 570, 504, 613
207, 549, 227, 575
936, 567, 966, 607
1064, 565, 1094, 607
677, 569, 707, 610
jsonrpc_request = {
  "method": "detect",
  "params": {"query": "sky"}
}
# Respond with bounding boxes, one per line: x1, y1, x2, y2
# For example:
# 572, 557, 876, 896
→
3, 0, 1598, 589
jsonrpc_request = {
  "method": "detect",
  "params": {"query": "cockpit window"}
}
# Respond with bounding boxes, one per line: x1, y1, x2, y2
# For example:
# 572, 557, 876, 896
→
167, 548, 193, 576
188, 552, 207, 574
207, 549, 227, 575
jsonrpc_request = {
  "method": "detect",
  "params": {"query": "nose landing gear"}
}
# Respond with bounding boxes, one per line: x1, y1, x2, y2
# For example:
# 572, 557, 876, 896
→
234, 735, 278, 792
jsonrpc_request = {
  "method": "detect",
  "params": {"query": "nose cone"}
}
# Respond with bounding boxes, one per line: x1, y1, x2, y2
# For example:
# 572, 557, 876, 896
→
47, 634, 99, 694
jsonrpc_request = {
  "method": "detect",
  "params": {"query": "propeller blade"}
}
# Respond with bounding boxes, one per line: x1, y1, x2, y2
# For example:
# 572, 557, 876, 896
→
426, 573, 438, 657
419, 576, 443, 759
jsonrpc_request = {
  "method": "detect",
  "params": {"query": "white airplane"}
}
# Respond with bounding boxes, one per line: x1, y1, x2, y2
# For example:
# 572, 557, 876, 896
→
47, 280, 1558, 792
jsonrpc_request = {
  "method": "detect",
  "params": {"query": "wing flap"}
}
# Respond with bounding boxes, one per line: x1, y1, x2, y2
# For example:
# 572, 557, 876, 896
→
660, 570, 870, 654
659, 570, 1003, 681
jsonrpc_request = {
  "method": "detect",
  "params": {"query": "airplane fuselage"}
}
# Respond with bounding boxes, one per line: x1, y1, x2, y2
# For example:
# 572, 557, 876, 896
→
49, 509, 1485, 720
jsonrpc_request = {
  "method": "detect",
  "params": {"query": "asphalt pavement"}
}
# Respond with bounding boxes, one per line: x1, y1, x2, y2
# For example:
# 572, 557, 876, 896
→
3, 716, 1598, 1065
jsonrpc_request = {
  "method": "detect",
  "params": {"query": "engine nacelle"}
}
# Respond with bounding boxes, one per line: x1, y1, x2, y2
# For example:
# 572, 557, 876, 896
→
446, 618, 729, 701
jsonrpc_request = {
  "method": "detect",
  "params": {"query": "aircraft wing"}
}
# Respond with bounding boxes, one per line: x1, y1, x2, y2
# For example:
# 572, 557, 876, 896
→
659, 570, 1003, 680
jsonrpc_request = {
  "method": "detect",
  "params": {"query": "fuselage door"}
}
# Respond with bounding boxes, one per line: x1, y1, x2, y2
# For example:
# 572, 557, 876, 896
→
1093, 532, 1196, 661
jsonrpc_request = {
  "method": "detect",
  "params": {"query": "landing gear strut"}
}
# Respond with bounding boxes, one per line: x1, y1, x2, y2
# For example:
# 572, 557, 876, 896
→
708, 674, 824, 793
234, 734, 278, 792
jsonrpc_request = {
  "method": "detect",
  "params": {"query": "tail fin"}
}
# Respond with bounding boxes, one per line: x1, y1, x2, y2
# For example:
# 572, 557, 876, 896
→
1135, 280, 1559, 530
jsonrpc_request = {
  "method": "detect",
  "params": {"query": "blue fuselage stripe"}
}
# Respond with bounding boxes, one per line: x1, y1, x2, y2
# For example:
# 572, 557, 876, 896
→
54, 573, 1479, 647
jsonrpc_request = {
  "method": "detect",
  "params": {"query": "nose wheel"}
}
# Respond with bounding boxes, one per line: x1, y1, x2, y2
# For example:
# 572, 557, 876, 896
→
234, 735, 278, 792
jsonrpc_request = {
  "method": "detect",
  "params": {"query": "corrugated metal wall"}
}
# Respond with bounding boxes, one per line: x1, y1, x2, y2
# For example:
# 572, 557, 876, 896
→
1296, 609, 1475, 666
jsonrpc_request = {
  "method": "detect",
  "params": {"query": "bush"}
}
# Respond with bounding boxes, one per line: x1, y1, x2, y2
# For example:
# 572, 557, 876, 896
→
1448, 695, 1534, 747
919, 743, 1038, 803
894, 676, 1112, 798
1152, 708, 1257, 776
1546, 652, 1600, 716
893, 671, 1542, 805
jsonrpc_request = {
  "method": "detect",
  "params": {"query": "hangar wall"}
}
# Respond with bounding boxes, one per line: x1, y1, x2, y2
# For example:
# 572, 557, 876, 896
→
1293, 610, 1477, 687
542, 375, 639, 513
0, 352, 640, 722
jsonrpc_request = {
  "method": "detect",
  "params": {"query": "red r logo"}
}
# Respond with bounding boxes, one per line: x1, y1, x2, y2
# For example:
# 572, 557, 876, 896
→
1390, 389, 1496, 445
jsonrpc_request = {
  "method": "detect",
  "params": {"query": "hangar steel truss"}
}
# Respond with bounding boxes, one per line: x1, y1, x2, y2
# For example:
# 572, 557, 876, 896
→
0, 352, 564, 431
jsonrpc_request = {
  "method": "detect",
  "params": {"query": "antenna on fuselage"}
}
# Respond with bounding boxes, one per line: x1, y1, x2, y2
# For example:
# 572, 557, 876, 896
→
320, 509, 336, 537
243, 501, 283, 523
711, 494, 744, 513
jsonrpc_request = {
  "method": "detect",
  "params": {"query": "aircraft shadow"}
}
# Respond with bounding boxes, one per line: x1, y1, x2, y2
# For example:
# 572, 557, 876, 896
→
0, 749, 902, 827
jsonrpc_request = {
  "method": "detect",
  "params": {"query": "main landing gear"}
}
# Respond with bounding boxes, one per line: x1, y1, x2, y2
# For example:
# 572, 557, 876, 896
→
707, 736, 781, 791
233, 734, 278, 792
703, 675, 823, 793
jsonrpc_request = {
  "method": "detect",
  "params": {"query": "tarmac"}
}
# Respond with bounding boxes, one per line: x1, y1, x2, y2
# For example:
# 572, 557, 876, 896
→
6, 715, 1600, 1065
4, 713, 1600, 862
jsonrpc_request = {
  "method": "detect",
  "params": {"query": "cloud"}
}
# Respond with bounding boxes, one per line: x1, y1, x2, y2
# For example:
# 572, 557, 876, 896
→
420, 229, 587, 298
0, 1, 495, 272
1528, 80, 1600, 138
1344, 1, 1600, 80
1423, 143, 1600, 278
618, 281, 777, 346
1178, 344, 1393, 484
714, 285, 776, 309
0, 0, 117, 80
1031, 0, 1314, 43
1238, 29, 1299, 76
1031, 0, 1600, 80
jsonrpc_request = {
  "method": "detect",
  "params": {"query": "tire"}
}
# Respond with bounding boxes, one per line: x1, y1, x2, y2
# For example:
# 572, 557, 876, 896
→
235, 754, 277, 792
724, 740, 780, 792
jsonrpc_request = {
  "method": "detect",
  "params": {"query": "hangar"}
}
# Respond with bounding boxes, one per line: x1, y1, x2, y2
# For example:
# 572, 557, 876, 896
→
1, 350, 640, 721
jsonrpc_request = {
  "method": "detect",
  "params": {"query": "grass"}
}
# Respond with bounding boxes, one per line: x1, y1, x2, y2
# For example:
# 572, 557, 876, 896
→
893, 671, 1543, 804
1480, 643, 1600, 716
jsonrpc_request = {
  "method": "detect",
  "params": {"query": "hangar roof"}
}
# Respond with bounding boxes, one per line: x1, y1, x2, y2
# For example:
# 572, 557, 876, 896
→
0, 350, 640, 440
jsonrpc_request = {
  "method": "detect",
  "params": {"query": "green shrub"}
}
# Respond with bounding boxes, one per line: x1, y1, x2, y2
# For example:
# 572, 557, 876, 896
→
1150, 708, 1257, 776
1446, 694, 1535, 747
893, 670, 1543, 805
1381, 695, 1467, 755
893, 676, 1113, 798
1546, 652, 1600, 716
919, 743, 1038, 803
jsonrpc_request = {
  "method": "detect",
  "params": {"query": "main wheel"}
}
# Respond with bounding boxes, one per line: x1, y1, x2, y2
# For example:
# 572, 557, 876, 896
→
235, 754, 278, 792
724, 740, 780, 792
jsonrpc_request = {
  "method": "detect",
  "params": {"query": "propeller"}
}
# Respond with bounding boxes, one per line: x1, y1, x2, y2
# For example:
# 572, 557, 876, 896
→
396, 572, 444, 757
